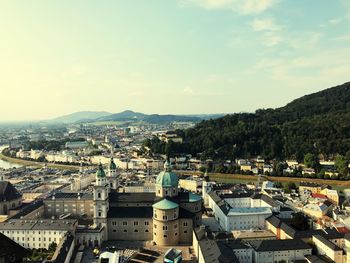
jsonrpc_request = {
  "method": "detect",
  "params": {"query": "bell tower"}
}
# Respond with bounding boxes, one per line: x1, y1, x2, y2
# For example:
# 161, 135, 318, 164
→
93, 163, 109, 240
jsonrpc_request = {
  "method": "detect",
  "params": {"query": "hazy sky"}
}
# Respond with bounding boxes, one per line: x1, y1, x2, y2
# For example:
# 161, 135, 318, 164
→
1, 0, 350, 121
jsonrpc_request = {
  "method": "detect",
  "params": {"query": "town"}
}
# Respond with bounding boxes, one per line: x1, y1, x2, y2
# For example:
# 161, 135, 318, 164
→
1, 120, 350, 263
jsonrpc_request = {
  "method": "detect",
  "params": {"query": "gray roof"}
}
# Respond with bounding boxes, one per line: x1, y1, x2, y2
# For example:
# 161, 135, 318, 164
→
249, 239, 311, 252
0, 219, 77, 231
48, 192, 92, 200
107, 207, 153, 218
266, 215, 282, 228
109, 192, 156, 203
313, 235, 342, 251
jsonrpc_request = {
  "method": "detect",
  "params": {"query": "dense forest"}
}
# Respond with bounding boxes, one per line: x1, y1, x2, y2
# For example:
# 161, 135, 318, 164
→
144, 82, 350, 162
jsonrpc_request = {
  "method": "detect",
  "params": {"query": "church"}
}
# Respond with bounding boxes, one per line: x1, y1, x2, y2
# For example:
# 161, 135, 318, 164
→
44, 158, 203, 247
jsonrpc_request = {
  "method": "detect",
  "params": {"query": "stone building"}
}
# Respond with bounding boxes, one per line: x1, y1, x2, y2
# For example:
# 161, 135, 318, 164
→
0, 174, 22, 215
41, 157, 203, 247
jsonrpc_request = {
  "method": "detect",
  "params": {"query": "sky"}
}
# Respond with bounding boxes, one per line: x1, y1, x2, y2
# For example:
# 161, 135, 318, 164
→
0, 0, 350, 121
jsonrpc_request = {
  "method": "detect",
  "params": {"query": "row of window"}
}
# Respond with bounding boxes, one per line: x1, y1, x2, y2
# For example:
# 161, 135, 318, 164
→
0, 230, 58, 235
154, 214, 177, 220
13, 236, 57, 242
153, 231, 188, 237
111, 229, 150, 233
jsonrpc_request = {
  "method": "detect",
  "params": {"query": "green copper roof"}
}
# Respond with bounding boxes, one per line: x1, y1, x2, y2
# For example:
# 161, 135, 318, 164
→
109, 157, 117, 170
96, 163, 106, 178
156, 171, 178, 187
155, 160, 178, 187
189, 192, 202, 202
152, 199, 179, 210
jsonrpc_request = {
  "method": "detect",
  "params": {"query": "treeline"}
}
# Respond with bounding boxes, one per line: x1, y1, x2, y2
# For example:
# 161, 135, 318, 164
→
144, 82, 350, 162
23, 138, 86, 151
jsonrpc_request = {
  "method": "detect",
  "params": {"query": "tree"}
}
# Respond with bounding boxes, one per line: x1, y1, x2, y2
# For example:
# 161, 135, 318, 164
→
291, 212, 309, 230
335, 154, 349, 176
286, 182, 297, 191
304, 153, 320, 171
273, 182, 283, 188
48, 242, 57, 253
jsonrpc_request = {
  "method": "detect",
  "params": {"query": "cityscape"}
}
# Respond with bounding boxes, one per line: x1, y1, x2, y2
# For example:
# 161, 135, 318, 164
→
1, 1, 350, 263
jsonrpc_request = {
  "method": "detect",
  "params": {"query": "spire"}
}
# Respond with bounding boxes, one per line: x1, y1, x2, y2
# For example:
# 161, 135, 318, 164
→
96, 162, 106, 178
164, 159, 172, 172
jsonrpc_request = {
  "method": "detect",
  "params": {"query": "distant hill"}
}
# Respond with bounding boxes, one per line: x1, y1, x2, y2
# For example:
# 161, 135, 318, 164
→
96, 110, 147, 122
48, 110, 223, 124
145, 82, 350, 161
50, 111, 112, 123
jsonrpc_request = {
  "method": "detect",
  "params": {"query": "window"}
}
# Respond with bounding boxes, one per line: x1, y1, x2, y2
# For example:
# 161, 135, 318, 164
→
145, 229, 149, 233
163, 215, 168, 220
113, 229, 116, 232
184, 231, 187, 234
163, 226, 168, 231
134, 221, 138, 226
154, 224, 157, 229
98, 193, 101, 198
123, 230, 127, 233
183, 222, 188, 227
175, 232, 178, 236
122, 221, 128, 226
98, 212, 102, 217
112, 221, 117, 226
174, 224, 177, 229
145, 221, 149, 226
163, 235, 167, 238
134, 229, 138, 232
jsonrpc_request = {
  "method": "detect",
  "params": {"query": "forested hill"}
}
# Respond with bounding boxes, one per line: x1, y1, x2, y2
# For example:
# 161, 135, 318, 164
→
145, 82, 350, 161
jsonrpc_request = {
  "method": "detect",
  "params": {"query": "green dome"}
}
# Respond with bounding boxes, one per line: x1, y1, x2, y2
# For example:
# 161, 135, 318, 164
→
96, 163, 106, 178
109, 157, 117, 170
156, 161, 178, 187
153, 199, 179, 210
189, 192, 202, 202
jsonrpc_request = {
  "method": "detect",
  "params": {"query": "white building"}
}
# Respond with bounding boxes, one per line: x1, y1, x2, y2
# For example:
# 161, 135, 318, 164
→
207, 192, 277, 231
249, 239, 312, 263
0, 219, 77, 249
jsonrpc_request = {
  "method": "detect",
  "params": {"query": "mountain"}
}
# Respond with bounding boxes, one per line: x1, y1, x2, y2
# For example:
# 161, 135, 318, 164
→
145, 82, 350, 161
48, 110, 217, 124
96, 110, 146, 121
50, 111, 112, 123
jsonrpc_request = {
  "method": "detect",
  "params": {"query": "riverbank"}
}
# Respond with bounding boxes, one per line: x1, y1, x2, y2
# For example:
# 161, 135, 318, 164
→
0, 150, 82, 171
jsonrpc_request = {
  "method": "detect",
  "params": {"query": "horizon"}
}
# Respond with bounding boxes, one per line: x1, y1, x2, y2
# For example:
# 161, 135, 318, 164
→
1, 1, 350, 121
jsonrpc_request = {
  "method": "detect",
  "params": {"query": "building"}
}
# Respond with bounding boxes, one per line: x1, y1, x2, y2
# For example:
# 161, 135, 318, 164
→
0, 175, 22, 215
0, 219, 77, 249
248, 239, 312, 263
207, 191, 277, 231
312, 235, 343, 263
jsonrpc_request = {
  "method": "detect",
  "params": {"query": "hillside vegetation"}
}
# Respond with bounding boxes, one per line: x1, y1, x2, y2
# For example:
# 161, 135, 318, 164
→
145, 82, 350, 161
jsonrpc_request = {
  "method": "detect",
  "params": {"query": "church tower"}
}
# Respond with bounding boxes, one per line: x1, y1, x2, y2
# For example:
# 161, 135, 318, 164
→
106, 157, 118, 190
93, 163, 109, 239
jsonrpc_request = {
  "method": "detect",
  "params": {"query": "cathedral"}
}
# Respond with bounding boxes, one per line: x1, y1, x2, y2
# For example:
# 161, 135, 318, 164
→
44, 158, 202, 247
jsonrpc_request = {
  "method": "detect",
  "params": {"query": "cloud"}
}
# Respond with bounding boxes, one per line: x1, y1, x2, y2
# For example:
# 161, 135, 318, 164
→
178, 0, 279, 15
183, 86, 198, 95
250, 18, 281, 31
262, 32, 282, 46
328, 17, 342, 25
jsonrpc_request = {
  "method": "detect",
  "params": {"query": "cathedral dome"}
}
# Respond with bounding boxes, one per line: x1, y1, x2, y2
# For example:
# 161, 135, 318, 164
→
96, 163, 106, 178
153, 199, 179, 210
156, 161, 178, 188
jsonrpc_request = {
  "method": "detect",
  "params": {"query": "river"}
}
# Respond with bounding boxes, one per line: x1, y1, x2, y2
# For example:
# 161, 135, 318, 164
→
0, 145, 23, 169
